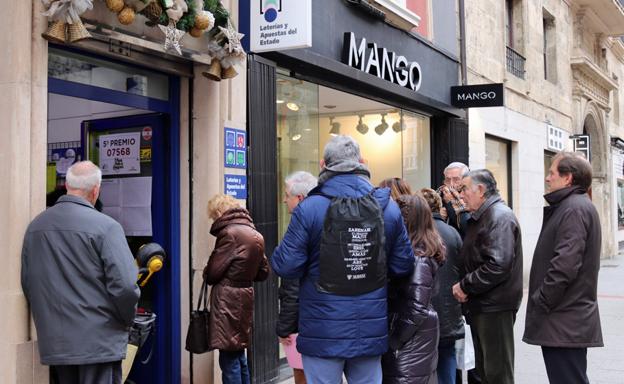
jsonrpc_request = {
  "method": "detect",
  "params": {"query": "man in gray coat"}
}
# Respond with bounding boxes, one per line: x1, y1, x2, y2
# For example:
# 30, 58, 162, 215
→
21, 161, 140, 384
523, 152, 602, 384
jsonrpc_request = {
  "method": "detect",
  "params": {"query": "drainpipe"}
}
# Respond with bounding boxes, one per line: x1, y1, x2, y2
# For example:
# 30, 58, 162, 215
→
459, 0, 467, 85
188, 72, 195, 384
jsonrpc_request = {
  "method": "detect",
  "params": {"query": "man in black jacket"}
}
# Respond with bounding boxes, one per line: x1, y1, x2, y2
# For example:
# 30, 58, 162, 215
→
452, 169, 523, 384
523, 152, 602, 384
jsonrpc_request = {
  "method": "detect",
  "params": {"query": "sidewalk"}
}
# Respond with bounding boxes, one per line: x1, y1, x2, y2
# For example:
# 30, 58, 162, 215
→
514, 254, 624, 384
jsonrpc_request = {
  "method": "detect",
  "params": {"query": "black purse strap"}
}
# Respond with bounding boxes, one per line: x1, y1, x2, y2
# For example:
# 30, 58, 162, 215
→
196, 279, 210, 311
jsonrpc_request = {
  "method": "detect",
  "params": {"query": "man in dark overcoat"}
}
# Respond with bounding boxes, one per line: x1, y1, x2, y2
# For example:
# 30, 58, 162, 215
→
523, 152, 603, 384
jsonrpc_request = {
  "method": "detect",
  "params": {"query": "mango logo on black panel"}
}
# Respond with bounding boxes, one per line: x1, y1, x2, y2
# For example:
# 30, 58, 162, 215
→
261, 0, 282, 23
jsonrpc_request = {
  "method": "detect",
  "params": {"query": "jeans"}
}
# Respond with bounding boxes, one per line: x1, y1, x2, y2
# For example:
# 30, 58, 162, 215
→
437, 341, 457, 384
219, 350, 250, 384
302, 354, 382, 384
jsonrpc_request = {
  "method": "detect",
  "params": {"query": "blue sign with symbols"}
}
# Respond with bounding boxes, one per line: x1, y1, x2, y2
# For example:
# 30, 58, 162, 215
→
224, 174, 247, 199
224, 128, 247, 169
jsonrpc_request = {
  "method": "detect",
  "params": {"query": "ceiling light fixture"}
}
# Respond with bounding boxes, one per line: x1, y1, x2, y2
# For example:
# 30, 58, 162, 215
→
286, 102, 299, 111
276, 99, 285, 104
392, 111, 405, 133
329, 117, 341, 136
375, 113, 389, 135
356, 115, 369, 134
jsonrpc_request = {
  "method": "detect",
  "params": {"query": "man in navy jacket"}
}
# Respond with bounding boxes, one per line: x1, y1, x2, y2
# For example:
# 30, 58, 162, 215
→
272, 135, 414, 384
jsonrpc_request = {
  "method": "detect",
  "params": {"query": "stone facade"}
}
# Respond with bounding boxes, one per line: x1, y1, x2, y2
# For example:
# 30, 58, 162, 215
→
465, 0, 575, 280
466, 0, 624, 274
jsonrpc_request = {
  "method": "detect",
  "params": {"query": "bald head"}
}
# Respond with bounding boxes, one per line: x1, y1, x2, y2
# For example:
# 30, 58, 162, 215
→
65, 161, 102, 205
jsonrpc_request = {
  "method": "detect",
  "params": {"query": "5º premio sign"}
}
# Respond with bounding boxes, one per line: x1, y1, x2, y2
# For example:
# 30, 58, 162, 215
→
99, 132, 141, 175
250, 0, 312, 53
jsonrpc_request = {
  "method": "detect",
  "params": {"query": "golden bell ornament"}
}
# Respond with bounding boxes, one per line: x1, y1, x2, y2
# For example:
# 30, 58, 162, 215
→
189, 27, 203, 38
106, 0, 125, 13
42, 20, 67, 44
194, 12, 211, 30
67, 20, 92, 43
118, 7, 136, 25
202, 59, 222, 82
221, 66, 238, 80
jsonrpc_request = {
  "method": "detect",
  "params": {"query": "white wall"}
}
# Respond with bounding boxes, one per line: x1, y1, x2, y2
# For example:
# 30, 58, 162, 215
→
469, 107, 572, 280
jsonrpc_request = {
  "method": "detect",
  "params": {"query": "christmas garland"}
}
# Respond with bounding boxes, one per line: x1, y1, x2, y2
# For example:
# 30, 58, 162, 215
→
41, 0, 246, 80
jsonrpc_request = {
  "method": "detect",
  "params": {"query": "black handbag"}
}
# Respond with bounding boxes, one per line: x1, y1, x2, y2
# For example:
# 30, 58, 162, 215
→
185, 280, 211, 353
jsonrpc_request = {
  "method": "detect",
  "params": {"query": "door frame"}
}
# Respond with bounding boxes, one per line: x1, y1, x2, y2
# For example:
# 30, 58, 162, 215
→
48, 47, 181, 384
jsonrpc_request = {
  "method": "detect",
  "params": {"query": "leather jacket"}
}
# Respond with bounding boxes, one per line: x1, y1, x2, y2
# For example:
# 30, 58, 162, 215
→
459, 195, 523, 315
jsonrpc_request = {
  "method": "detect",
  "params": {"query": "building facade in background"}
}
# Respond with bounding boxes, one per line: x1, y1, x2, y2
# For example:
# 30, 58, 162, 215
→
464, 0, 624, 283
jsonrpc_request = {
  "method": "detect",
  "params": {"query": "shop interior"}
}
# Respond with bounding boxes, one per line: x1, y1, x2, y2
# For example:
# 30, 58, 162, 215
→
276, 73, 432, 238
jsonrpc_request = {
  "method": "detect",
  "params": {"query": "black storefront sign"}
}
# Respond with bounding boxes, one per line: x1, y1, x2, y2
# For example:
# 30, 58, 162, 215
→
342, 32, 422, 92
450, 83, 504, 108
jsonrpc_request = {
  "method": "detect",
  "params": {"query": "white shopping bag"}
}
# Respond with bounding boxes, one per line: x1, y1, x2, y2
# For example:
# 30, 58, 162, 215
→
455, 318, 476, 370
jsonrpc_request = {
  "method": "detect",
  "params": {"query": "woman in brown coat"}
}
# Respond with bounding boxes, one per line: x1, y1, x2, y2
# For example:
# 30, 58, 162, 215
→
203, 194, 270, 384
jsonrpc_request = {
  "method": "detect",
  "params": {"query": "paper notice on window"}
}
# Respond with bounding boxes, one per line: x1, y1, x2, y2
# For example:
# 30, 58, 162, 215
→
99, 176, 152, 236
99, 132, 141, 175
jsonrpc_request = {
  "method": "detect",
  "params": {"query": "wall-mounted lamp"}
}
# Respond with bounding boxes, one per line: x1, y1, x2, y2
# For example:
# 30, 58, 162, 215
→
392, 111, 404, 133
375, 114, 389, 135
329, 117, 341, 136
356, 115, 369, 134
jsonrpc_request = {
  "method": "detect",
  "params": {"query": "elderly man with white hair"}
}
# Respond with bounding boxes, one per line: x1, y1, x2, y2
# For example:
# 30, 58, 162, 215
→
21, 161, 140, 384
437, 162, 471, 238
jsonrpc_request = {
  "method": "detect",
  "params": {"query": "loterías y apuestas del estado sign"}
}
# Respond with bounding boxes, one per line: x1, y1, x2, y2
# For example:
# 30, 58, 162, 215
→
341, 32, 422, 93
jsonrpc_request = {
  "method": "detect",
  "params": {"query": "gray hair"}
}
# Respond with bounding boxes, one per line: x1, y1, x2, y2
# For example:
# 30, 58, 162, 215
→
464, 169, 498, 198
323, 135, 361, 166
66, 161, 102, 191
444, 162, 469, 176
285, 171, 317, 197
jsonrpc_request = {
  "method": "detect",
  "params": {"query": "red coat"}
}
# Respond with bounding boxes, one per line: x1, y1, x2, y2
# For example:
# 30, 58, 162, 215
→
203, 208, 269, 351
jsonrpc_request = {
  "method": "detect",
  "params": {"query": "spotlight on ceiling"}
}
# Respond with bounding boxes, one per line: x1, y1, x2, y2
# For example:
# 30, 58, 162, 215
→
329, 117, 341, 136
392, 111, 405, 133
276, 99, 285, 104
356, 115, 369, 135
375, 114, 389, 135
292, 133, 302, 141
286, 102, 299, 111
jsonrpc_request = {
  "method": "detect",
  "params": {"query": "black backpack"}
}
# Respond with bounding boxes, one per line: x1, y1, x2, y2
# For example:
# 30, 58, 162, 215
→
315, 189, 387, 296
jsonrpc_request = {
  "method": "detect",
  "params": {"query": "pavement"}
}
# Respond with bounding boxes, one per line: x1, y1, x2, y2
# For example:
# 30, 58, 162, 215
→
279, 253, 624, 384
515, 253, 624, 384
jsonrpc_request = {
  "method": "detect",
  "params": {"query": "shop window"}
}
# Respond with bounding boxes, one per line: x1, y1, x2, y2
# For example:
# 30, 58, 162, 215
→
48, 48, 169, 100
485, 136, 512, 207
276, 74, 431, 239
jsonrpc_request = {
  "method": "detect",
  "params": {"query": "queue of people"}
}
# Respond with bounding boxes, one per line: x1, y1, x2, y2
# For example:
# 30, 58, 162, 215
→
19, 133, 603, 384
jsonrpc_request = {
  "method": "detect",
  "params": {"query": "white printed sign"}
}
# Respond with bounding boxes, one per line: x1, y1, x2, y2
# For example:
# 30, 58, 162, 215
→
250, 0, 312, 53
99, 132, 141, 175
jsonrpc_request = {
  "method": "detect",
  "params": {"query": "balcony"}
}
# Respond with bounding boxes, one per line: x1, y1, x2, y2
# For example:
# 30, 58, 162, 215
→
573, 0, 624, 36
506, 46, 526, 79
